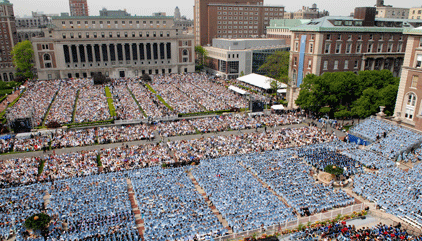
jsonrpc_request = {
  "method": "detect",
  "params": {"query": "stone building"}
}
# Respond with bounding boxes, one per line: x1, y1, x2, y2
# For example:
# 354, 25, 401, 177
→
394, 27, 422, 129
32, 15, 195, 79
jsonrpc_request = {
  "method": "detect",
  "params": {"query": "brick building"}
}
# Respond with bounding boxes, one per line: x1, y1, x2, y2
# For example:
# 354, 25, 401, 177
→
266, 19, 310, 45
0, 0, 17, 81
193, 0, 284, 46
69, 0, 89, 17
32, 15, 195, 79
287, 7, 422, 109
394, 27, 422, 129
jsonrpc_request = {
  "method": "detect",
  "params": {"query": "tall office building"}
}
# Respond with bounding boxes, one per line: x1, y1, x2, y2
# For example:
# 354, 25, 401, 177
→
69, 0, 89, 17
193, 0, 284, 46
0, 0, 17, 81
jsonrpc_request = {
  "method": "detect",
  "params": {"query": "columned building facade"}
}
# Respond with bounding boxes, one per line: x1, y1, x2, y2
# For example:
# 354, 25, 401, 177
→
286, 8, 422, 109
32, 16, 195, 79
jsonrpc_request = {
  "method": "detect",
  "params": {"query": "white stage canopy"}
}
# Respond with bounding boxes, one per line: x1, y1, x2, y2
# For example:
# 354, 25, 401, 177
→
228, 85, 247, 95
271, 105, 285, 110
237, 73, 287, 90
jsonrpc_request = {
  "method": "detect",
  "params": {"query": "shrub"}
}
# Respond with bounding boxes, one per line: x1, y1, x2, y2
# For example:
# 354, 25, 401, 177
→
24, 213, 51, 231
97, 154, 102, 167
38, 159, 45, 175
324, 164, 344, 176
46, 121, 61, 129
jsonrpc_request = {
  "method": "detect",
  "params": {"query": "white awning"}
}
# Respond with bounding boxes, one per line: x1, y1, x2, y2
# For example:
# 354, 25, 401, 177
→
228, 85, 247, 95
271, 105, 285, 110
237, 73, 287, 90
277, 89, 287, 94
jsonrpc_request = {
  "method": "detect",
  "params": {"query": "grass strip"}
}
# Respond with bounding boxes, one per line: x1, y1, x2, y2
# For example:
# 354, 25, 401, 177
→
41, 90, 59, 126
0, 89, 26, 121
126, 86, 147, 118
71, 90, 80, 123
145, 83, 174, 111
105, 86, 116, 117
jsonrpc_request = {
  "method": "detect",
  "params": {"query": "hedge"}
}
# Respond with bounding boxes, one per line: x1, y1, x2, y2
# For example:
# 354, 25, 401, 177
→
65, 119, 114, 128
38, 159, 45, 175
105, 86, 116, 117
178, 108, 248, 117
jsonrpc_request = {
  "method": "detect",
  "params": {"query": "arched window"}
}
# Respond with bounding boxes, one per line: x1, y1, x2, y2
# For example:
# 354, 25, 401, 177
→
182, 49, 188, 56
405, 93, 417, 119
44, 54, 51, 61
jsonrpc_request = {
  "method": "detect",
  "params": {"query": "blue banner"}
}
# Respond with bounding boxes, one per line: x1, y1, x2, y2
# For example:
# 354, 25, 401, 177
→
347, 134, 370, 146
297, 35, 307, 87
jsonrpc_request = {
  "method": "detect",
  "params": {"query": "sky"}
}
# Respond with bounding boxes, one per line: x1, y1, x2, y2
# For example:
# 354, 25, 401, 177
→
12, 0, 419, 19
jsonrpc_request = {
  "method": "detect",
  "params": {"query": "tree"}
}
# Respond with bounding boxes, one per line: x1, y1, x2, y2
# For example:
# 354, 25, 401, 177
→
296, 70, 399, 119
194, 46, 208, 67
11, 40, 34, 79
324, 164, 344, 176
258, 51, 290, 84
24, 213, 51, 240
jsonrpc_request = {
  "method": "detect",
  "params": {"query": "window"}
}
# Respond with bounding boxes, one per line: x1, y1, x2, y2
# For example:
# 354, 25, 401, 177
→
387, 43, 393, 52
420, 37, 422, 47
416, 55, 422, 68
358, 35, 362, 40
367, 43, 373, 53
293, 57, 297, 66
324, 43, 331, 54
335, 43, 341, 53
337, 34, 341, 40
323, 60, 328, 70
308, 59, 312, 69
62, 33, 66, 39
369, 34, 373, 40
326, 34, 331, 40
44, 54, 51, 61
405, 93, 416, 119
346, 43, 351, 53
354, 60, 359, 69
344, 60, 349, 69
334, 60, 339, 69
411, 75, 419, 88
377, 43, 383, 52
309, 43, 313, 53
397, 43, 403, 52
295, 42, 299, 51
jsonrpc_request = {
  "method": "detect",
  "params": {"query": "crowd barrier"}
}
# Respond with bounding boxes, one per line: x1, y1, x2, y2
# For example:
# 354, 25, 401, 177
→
216, 203, 365, 241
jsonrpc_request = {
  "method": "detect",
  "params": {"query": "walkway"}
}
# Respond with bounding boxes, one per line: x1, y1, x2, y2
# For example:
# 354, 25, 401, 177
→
0, 123, 307, 160
0, 89, 21, 113
126, 178, 145, 241
187, 171, 233, 234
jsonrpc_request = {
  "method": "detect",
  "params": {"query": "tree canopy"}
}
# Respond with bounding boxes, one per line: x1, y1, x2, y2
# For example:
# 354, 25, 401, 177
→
295, 70, 399, 119
11, 40, 34, 79
194, 45, 208, 67
258, 51, 290, 84
324, 164, 344, 176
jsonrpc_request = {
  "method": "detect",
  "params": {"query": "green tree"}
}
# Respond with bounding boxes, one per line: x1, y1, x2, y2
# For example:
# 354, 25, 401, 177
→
295, 70, 399, 119
194, 45, 208, 67
11, 40, 34, 79
24, 213, 51, 240
258, 51, 290, 84
324, 164, 344, 176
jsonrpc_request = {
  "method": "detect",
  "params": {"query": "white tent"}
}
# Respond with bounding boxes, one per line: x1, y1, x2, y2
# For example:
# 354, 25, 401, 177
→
277, 89, 287, 94
271, 105, 285, 110
237, 73, 287, 90
228, 85, 247, 95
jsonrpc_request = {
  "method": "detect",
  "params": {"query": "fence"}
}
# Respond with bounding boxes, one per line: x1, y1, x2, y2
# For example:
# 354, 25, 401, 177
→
216, 203, 365, 241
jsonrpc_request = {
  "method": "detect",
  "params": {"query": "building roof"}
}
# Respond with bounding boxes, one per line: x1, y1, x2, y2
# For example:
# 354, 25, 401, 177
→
237, 73, 287, 90
267, 19, 311, 29
51, 15, 174, 20
404, 26, 422, 35
228, 85, 247, 95
289, 16, 422, 32
0, 0, 11, 5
